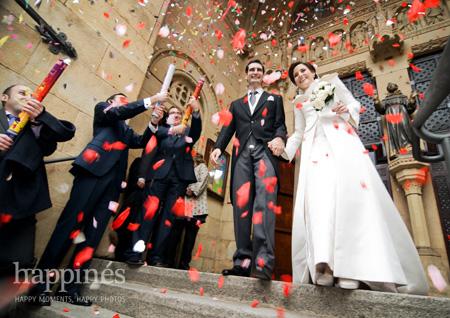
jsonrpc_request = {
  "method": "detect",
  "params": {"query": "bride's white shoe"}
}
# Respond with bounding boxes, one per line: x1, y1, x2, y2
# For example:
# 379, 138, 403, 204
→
316, 272, 334, 287
336, 278, 360, 289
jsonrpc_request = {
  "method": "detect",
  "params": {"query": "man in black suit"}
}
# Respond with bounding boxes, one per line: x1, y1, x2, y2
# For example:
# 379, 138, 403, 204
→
33, 91, 167, 306
124, 97, 202, 266
0, 84, 75, 277
210, 60, 287, 280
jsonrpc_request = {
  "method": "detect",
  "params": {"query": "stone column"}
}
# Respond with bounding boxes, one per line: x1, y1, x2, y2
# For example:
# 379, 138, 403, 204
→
391, 159, 432, 252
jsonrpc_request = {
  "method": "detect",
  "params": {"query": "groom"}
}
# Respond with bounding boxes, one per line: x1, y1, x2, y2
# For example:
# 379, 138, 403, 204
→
210, 60, 287, 280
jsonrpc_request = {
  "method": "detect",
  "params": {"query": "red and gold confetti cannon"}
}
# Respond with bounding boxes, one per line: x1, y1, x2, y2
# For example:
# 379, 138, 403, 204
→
6, 58, 71, 140
181, 78, 204, 127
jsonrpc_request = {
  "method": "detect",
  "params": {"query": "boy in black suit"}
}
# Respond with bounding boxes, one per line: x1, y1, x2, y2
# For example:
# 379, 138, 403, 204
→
124, 96, 202, 266
0, 84, 75, 277
33, 92, 167, 306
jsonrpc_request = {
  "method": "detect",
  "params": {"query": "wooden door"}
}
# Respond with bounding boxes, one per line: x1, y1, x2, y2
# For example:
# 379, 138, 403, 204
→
273, 160, 296, 280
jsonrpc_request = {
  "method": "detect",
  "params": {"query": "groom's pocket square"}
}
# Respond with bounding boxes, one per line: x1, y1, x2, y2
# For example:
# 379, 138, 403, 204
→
267, 95, 275, 101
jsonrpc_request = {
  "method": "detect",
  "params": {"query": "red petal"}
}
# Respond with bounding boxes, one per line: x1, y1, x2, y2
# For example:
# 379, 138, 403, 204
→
127, 223, 140, 231
82, 149, 99, 164
250, 299, 260, 308
112, 207, 130, 230
258, 159, 267, 178
199, 287, 204, 296
240, 210, 249, 218
171, 197, 185, 217
145, 135, 158, 154
219, 108, 233, 126
232, 29, 246, 51
252, 211, 263, 225
142, 195, 159, 221
410, 63, 422, 73
164, 219, 172, 227
218, 275, 225, 289
193, 243, 203, 260
236, 182, 251, 208
0, 213, 13, 225
186, 6, 193, 17
188, 267, 200, 282
73, 246, 94, 269
296, 102, 303, 110
362, 83, 375, 96
122, 39, 131, 48
77, 211, 84, 223
261, 107, 268, 117
69, 229, 81, 240
153, 159, 165, 170
262, 176, 277, 193
355, 71, 364, 81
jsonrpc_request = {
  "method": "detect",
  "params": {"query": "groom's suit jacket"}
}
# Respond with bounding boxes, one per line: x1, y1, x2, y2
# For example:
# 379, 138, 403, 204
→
215, 91, 287, 202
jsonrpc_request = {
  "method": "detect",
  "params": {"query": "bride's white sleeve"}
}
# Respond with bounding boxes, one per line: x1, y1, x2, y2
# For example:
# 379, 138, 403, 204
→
331, 76, 361, 128
282, 108, 305, 162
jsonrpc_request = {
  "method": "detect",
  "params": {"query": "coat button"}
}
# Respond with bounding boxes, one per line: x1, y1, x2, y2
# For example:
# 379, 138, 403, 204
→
251, 120, 254, 124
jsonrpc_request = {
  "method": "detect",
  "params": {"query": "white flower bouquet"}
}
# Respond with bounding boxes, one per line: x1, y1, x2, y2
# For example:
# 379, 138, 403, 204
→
309, 81, 336, 111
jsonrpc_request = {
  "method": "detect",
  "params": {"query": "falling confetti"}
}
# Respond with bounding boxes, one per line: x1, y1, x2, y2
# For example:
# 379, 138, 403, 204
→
236, 182, 251, 208
112, 207, 130, 230
73, 246, 94, 269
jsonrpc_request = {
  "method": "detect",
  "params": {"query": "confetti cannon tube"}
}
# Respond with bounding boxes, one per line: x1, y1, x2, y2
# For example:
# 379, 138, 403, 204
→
182, 78, 204, 127
151, 63, 176, 120
6, 58, 71, 140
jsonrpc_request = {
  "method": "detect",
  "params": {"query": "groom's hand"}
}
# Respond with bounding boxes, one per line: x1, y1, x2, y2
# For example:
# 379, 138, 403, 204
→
210, 148, 222, 165
268, 137, 285, 156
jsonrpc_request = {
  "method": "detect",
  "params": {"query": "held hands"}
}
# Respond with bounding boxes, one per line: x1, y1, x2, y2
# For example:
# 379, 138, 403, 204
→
210, 148, 222, 165
150, 105, 165, 125
331, 101, 349, 115
0, 134, 13, 152
151, 92, 168, 105
268, 137, 285, 157
22, 98, 44, 120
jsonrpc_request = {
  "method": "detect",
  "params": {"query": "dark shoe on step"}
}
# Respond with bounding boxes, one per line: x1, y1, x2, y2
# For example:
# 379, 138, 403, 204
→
125, 256, 144, 266
222, 266, 250, 277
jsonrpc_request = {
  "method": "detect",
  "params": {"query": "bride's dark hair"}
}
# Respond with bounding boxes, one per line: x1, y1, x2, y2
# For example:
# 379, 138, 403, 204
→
288, 62, 319, 85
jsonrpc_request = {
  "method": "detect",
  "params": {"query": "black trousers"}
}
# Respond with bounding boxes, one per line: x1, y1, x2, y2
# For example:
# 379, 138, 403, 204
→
166, 215, 207, 268
125, 168, 188, 264
36, 168, 119, 294
231, 136, 278, 275
0, 215, 36, 277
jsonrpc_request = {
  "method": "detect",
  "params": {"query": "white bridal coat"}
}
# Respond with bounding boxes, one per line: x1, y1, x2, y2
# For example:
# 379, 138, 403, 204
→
283, 74, 428, 295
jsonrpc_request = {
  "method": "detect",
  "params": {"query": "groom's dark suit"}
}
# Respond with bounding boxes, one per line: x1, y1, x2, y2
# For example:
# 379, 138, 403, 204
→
215, 91, 286, 278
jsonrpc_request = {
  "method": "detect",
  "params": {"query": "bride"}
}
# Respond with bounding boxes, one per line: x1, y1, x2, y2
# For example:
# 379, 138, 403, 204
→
281, 61, 428, 294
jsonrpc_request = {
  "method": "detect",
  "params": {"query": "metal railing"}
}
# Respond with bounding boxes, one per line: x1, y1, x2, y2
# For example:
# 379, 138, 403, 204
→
44, 156, 76, 164
410, 37, 450, 177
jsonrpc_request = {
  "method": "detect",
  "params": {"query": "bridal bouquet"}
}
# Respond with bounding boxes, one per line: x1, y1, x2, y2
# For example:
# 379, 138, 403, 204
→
310, 81, 336, 111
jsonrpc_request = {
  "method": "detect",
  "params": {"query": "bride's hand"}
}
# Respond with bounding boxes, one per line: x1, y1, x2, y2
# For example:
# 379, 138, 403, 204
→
332, 102, 348, 115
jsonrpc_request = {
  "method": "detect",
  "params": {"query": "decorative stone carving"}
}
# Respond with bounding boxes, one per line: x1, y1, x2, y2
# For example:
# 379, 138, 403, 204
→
169, 78, 193, 109
425, 5, 446, 25
350, 22, 368, 49
310, 37, 326, 61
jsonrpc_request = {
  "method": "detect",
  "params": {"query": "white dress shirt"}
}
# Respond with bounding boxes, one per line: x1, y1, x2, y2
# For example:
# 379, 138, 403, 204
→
247, 87, 264, 115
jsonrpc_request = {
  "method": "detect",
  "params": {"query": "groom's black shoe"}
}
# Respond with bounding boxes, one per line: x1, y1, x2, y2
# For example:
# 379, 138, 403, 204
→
222, 266, 250, 277
252, 269, 272, 281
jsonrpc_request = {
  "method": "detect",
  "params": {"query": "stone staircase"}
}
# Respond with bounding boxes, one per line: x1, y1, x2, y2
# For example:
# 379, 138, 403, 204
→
26, 258, 450, 317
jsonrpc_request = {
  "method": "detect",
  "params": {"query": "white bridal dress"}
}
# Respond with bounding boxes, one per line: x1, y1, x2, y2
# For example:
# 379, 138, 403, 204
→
283, 74, 428, 295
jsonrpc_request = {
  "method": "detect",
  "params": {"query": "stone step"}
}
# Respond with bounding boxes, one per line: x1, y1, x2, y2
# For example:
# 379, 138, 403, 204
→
89, 258, 450, 318
83, 280, 322, 318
